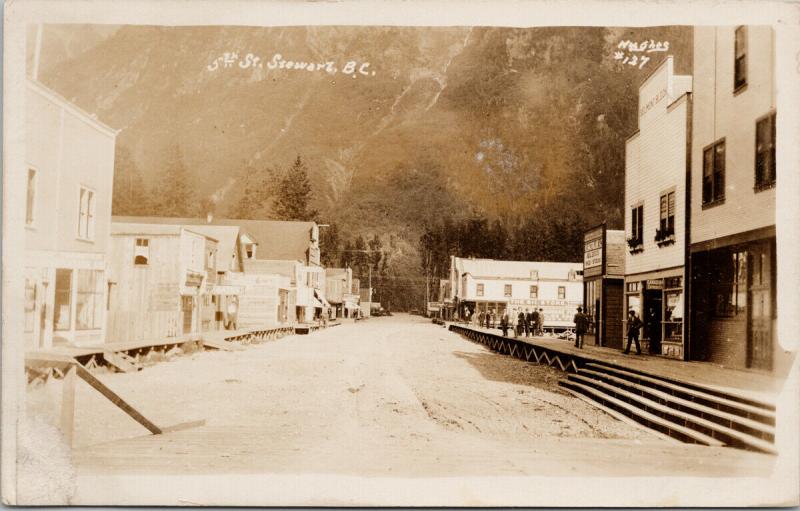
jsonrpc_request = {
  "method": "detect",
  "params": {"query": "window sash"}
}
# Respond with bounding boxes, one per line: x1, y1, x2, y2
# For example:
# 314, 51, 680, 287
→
477, 284, 484, 296
530, 285, 538, 299
26, 169, 36, 225
558, 286, 566, 300
755, 113, 776, 187
504, 284, 512, 297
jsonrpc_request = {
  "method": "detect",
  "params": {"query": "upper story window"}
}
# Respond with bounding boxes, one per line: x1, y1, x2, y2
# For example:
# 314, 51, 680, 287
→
661, 192, 675, 233
134, 238, 150, 265
568, 269, 577, 281
702, 139, 726, 206
530, 285, 538, 299
77, 186, 96, 241
26, 168, 36, 226
558, 286, 566, 300
206, 249, 216, 270
628, 204, 644, 252
734, 26, 747, 91
504, 284, 512, 297
755, 112, 777, 190
530, 270, 539, 280
476, 283, 484, 297
244, 243, 256, 259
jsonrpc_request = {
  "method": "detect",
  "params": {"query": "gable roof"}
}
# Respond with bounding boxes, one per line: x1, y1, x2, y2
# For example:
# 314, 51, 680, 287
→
112, 216, 315, 263
110, 222, 216, 241
454, 257, 582, 281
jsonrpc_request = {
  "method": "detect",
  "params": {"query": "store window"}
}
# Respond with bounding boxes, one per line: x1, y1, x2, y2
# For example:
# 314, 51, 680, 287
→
734, 26, 747, 91
558, 286, 566, 300
54, 269, 72, 331
529, 285, 538, 299
711, 249, 747, 317
664, 277, 683, 341
585, 280, 597, 333
702, 140, 726, 205
76, 270, 104, 330
626, 281, 641, 319
755, 112, 776, 190
24, 278, 36, 333
530, 270, 539, 280
477, 283, 484, 297
77, 186, 96, 240
504, 284, 512, 297
134, 238, 150, 265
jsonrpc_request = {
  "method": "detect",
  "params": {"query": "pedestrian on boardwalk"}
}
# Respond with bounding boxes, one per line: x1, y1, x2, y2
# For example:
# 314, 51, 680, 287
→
517, 309, 526, 337
536, 308, 544, 336
531, 308, 540, 336
573, 306, 589, 349
625, 309, 643, 355
500, 310, 510, 337
524, 308, 533, 337
490, 309, 497, 329
478, 310, 485, 328
485, 310, 491, 329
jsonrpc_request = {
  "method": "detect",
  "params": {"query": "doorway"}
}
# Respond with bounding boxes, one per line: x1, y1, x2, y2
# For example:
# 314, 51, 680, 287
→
747, 242, 773, 370
643, 289, 662, 354
182, 295, 194, 334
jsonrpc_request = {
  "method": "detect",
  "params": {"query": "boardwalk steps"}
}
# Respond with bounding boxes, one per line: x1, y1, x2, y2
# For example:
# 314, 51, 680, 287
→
448, 323, 777, 454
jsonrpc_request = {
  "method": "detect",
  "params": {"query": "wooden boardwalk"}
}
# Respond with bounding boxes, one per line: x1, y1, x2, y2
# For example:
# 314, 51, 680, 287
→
449, 323, 786, 405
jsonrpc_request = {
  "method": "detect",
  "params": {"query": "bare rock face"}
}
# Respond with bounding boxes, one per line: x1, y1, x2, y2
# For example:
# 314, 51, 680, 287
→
16, 412, 76, 505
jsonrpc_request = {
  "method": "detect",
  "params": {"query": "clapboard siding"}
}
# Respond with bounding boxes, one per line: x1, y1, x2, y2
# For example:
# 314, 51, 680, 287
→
625, 57, 690, 277
691, 26, 776, 245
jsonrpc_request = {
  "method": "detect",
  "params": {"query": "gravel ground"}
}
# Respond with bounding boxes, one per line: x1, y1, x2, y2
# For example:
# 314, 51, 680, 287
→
24, 314, 774, 486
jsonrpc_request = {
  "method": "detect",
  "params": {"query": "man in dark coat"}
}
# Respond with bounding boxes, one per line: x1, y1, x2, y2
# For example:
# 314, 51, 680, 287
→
573, 306, 589, 349
530, 309, 540, 336
524, 309, 533, 337
625, 309, 643, 355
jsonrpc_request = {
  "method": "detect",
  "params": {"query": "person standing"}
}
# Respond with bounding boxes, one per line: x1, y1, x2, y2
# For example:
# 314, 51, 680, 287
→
517, 309, 526, 337
530, 308, 540, 337
490, 309, 497, 329
500, 310, 510, 337
536, 308, 545, 336
645, 307, 660, 355
625, 309, 643, 355
523, 308, 532, 337
573, 306, 589, 349
485, 310, 491, 329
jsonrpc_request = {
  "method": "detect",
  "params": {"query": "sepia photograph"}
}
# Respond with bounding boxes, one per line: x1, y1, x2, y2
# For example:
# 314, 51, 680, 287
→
2, 0, 799, 506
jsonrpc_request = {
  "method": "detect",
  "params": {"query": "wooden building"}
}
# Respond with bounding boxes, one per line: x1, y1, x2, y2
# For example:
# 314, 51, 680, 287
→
624, 56, 692, 358
448, 256, 583, 330
23, 79, 117, 350
688, 26, 783, 372
582, 224, 626, 349
107, 223, 216, 343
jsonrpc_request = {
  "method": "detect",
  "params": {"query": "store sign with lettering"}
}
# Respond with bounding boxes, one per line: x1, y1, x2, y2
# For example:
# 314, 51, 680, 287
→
639, 88, 667, 117
647, 278, 664, 290
584, 237, 603, 269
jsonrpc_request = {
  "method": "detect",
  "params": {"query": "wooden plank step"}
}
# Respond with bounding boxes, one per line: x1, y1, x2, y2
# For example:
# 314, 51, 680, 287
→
584, 362, 775, 424
201, 339, 244, 351
103, 351, 142, 373
578, 368, 775, 439
559, 379, 725, 447
568, 373, 777, 454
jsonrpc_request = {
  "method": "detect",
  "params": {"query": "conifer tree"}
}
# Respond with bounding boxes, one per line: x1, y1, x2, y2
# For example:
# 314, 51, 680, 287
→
273, 155, 318, 221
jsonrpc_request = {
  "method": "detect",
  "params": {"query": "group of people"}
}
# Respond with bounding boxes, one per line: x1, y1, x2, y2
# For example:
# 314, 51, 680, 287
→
495, 308, 545, 338
570, 305, 644, 355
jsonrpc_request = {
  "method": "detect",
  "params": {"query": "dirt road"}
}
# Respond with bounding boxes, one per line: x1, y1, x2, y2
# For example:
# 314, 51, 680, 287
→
24, 315, 777, 504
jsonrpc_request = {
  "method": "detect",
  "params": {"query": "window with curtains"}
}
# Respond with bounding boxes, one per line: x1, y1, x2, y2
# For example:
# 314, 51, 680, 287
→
755, 112, 776, 190
656, 191, 676, 245
628, 204, 644, 252
702, 140, 726, 206
77, 186, 96, 240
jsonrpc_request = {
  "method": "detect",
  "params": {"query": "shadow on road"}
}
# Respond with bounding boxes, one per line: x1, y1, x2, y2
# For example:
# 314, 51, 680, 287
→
453, 349, 566, 393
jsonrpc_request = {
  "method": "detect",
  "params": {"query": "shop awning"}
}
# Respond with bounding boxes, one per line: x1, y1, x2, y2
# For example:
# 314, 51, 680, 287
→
313, 289, 331, 308
312, 297, 324, 308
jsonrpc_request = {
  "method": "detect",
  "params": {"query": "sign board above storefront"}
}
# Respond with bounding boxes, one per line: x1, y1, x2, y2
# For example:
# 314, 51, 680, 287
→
583, 225, 604, 278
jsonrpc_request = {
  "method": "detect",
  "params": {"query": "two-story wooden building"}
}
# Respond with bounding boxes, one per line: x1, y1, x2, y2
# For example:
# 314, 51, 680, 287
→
325, 267, 359, 318
23, 79, 117, 350
688, 26, 783, 372
448, 256, 583, 329
624, 56, 692, 358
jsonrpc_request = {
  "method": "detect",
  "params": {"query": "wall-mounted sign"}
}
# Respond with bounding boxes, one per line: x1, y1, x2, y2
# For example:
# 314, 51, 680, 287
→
647, 278, 664, 290
583, 226, 604, 275
185, 271, 205, 288
639, 88, 667, 117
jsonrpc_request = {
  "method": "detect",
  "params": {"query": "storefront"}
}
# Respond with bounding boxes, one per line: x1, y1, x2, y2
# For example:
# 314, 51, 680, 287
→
624, 269, 684, 358
582, 224, 625, 349
689, 232, 776, 370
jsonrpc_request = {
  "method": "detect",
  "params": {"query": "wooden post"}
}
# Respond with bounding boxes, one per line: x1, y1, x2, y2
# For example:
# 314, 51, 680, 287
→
60, 365, 76, 448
